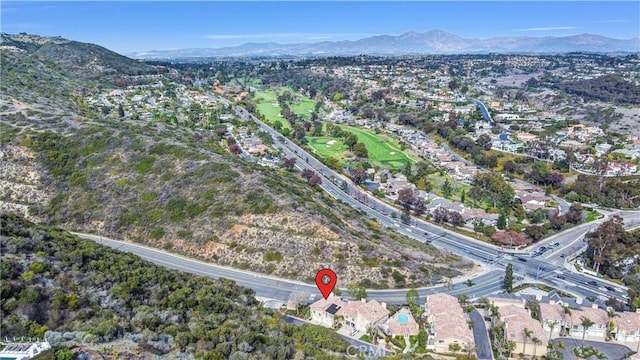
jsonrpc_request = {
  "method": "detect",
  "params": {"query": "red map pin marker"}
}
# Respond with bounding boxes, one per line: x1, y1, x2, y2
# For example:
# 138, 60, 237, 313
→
315, 268, 338, 300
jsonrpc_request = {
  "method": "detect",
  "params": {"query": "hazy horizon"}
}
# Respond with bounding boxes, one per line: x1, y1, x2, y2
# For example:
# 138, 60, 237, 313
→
1, 1, 639, 54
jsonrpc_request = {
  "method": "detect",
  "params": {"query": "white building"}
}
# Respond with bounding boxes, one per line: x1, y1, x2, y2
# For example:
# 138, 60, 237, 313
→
310, 295, 389, 332
0, 341, 51, 360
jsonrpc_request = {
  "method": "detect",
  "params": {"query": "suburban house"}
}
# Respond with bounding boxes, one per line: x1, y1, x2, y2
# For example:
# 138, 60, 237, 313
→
382, 174, 415, 200
240, 136, 268, 155
516, 132, 539, 143
424, 293, 474, 354
496, 113, 520, 121
257, 155, 281, 168
462, 208, 499, 228
516, 191, 551, 212
381, 307, 420, 338
489, 293, 640, 351
498, 304, 547, 358
310, 295, 389, 332
539, 301, 609, 341
0, 340, 51, 360
612, 310, 640, 346
424, 197, 453, 214
605, 162, 638, 176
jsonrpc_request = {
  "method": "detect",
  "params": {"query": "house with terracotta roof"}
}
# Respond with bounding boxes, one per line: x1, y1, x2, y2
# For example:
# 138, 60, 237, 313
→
499, 304, 547, 357
381, 307, 419, 337
425, 293, 474, 354
540, 300, 640, 349
540, 300, 609, 341
612, 310, 640, 345
539, 300, 572, 339
310, 295, 389, 332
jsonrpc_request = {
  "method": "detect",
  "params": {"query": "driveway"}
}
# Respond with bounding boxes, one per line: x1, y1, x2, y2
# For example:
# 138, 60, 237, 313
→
470, 308, 493, 360
551, 337, 635, 360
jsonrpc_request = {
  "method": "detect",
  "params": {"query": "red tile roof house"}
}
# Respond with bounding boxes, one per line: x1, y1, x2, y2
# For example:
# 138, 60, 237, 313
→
425, 294, 475, 354
310, 295, 389, 333
381, 307, 419, 338
499, 304, 547, 358
610, 309, 640, 348
541, 300, 640, 350
540, 301, 609, 341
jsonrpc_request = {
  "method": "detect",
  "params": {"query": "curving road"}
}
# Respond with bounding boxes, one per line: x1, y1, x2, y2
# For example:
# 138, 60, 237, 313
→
73, 93, 638, 307
227, 97, 637, 304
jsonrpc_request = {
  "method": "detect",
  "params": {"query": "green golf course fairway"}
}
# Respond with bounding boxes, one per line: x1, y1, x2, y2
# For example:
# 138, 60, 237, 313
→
342, 126, 415, 168
306, 137, 349, 159
290, 99, 316, 120
306, 127, 415, 169
253, 88, 316, 127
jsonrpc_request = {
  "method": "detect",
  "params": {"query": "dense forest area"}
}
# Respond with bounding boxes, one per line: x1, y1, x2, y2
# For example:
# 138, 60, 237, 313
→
551, 74, 640, 105
563, 175, 640, 209
0, 214, 350, 359
583, 216, 640, 309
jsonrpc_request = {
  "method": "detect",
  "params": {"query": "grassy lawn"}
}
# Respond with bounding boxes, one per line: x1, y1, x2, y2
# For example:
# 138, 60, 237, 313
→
492, 151, 526, 171
342, 126, 415, 168
585, 210, 600, 222
306, 136, 349, 159
290, 98, 316, 120
253, 90, 291, 130
228, 77, 262, 86
253, 87, 316, 128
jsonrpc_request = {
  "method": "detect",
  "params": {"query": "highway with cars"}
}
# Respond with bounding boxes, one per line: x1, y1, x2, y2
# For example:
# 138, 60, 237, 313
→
230, 99, 637, 304
76, 94, 638, 307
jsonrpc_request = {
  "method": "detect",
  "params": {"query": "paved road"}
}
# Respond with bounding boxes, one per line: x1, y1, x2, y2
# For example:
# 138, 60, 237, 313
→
469, 309, 493, 360
468, 97, 494, 125
227, 96, 635, 304
75, 93, 638, 307
550, 338, 635, 360
74, 231, 506, 303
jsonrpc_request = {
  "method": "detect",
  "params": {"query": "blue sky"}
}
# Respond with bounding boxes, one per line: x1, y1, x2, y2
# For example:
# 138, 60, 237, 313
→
2, 1, 639, 54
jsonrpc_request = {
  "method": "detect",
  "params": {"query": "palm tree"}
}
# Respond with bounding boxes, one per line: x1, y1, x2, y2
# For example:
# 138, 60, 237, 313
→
547, 320, 555, 344
606, 308, 619, 341
523, 327, 533, 356
562, 306, 572, 336
449, 341, 461, 355
507, 340, 517, 359
580, 317, 595, 352
532, 337, 542, 359
490, 305, 500, 326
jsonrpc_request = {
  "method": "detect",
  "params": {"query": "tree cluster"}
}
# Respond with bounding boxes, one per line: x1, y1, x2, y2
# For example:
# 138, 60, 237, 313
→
432, 207, 464, 227
301, 169, 322, 186
553, 74, 640, 105
0, 214, 350, 358
584, 216, 640, 288
525, 162, 564, 189
469, 173, 515, 210
397, 187, 426, 216
563, 175, 640, 209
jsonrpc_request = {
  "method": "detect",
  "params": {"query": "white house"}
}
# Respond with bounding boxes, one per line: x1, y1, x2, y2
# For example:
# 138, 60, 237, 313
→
0, 341, 51, 360
310, 295, 389, 332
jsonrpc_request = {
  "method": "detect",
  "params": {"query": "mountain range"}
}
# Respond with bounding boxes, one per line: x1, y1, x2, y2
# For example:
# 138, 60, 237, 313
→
129, 30, 640, 59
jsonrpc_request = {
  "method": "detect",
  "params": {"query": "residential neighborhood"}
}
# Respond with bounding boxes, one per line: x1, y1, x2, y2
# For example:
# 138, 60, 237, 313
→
297, 291, 640, 357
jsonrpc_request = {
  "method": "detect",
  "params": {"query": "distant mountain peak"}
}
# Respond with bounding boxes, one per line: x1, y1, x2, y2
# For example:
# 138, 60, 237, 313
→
127, 30, 640, 59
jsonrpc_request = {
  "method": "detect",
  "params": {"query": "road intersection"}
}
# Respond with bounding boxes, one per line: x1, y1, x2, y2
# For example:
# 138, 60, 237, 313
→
72, 97, 639, 306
